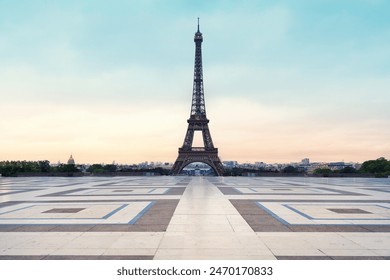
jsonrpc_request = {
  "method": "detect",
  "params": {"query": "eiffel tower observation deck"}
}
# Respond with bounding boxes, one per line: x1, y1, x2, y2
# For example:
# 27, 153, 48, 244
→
171, 19, 224, 176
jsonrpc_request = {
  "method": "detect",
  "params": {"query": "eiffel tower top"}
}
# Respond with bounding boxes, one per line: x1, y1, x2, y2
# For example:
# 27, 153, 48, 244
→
194, 17, 203, 42
190, 18, 206, 118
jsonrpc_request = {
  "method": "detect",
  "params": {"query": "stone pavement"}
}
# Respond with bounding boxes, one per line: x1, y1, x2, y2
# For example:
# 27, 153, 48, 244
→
0, 176, 390, 259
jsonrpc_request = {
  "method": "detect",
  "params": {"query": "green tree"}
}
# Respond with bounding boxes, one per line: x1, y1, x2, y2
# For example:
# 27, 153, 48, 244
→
313, 168, 333, 176
87, 164, 105, 173
104, 164, 117, 172
56, 164, 79, 173
38, 160, 51, 172
339, 166, 357, 174
0, 160, 53, 176
282, 166, 299, 173
360, 157, 390, 177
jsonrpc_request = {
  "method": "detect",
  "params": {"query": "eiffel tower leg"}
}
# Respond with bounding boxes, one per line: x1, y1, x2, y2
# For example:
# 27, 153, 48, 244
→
170, 158, 184, 175
171, 150, 224, 176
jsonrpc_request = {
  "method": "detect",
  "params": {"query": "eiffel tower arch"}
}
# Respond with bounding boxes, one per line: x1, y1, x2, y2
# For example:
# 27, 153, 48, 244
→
171, 19, 224, 176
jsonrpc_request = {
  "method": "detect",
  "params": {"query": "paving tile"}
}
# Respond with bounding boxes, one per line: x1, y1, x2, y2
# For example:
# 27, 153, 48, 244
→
303, 235, 367, 250
260, 236, 316, 250
270, 249, 326, 256
103, 248, 157, 256
109, 233, 163, 249
1, 248, 57, 255
319, 249, 380, 256
371, 249, 390, 256
166, 224, 234, 232
276, 256, 333, 260
342, 236, 390, 249
61, 235, 121, 249
154, 248, 275, 260
50, 248, 106, 256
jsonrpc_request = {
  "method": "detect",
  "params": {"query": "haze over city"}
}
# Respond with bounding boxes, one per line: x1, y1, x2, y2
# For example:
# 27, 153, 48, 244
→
1, 0, 389, 164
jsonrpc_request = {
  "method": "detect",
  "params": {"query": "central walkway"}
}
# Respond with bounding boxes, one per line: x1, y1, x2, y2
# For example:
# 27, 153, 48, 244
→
155, 177, 275, 259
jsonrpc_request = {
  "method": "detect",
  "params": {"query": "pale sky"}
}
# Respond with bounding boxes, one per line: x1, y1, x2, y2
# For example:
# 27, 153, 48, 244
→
0, 0, 389, 164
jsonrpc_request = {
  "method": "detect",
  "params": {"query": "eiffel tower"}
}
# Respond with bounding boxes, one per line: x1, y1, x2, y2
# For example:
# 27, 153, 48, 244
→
171, 19, 224, 176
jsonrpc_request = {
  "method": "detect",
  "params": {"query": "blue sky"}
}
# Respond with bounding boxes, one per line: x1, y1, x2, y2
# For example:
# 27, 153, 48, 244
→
0, 0, 389, 164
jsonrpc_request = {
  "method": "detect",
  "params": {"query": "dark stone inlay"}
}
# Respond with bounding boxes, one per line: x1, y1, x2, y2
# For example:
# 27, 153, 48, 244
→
41, 187, 186, 197
0, 201, 23, 209
0, 189, 42, 196
290, 225, 370, 232
0, 225, 21, 231
0, 255, 44, 260
218, 187, 241, 195
0, 255, 154, 260
39, 188, 88, 197
328, 208, 372, 214
229, 199, 390, 232
53, 182, 86, 188
362, 188, 390, 193
42, 208, 85, 213
331, 256, 390, 260
176, 182, 189, 186
362, 225, 390, 232
8, 225, 59, 232
165, 187, 186, 195
276, 255, 390, 260
219, 187, 365, 196
319, 187, 367, 196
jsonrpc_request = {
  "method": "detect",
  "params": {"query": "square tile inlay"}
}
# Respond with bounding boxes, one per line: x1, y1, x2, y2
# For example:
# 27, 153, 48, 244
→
42, 208, 85, 214
328, 208, 372, 214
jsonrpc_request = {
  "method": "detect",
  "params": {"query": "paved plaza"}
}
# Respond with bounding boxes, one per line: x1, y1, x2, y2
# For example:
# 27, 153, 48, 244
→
0, 176, 390, 259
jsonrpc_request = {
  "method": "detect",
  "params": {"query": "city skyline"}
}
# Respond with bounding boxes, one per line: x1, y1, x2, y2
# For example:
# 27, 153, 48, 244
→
1, 1, 389, 164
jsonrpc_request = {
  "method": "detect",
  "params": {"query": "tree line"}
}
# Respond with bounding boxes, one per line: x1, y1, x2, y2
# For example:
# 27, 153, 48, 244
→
0, 161, 170, 176
311, 157, 390, 177
0, 157, 389, 177
0, 160, 79, 176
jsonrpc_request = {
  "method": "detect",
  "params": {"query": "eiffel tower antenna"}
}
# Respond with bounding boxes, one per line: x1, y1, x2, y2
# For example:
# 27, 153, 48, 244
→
171, 20, 224, 176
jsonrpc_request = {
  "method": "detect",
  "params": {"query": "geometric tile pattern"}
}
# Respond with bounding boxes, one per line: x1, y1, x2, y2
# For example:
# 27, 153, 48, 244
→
0, 201, 155, 224
0, 176, 184, 232
256, 202, 390, 225
1, 176, 390, 260
224, 177, 390, 235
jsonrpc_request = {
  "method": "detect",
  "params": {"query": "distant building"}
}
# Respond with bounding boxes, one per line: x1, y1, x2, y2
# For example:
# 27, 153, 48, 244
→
328, 162, 353, 171
306, 162, 329, 174
255, 162, 267, 168
301, 158, 310, 165
223, 161, 238, 168
67, 155, 75, 165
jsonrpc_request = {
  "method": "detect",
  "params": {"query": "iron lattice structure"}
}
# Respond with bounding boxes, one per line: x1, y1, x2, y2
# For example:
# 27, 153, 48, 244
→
171, 20, 224, 176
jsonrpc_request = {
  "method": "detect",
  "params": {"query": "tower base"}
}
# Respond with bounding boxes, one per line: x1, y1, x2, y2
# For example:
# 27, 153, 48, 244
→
171, 148, 224, 176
